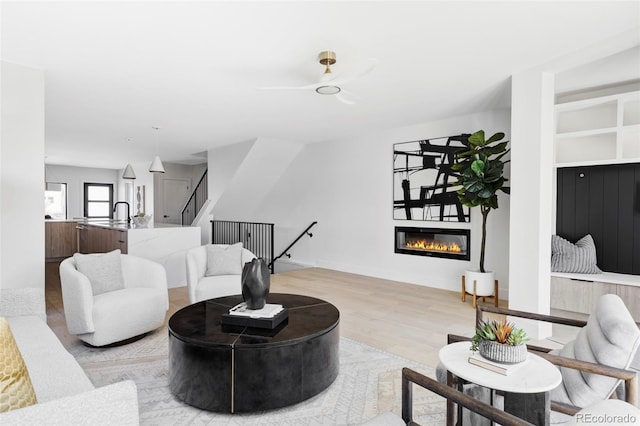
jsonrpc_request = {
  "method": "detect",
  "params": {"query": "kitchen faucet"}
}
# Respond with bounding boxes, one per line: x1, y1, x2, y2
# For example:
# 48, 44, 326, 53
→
113, 201, 131, 224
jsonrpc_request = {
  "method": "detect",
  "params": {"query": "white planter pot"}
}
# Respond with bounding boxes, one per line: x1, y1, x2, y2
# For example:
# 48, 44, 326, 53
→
479, 340, 527, 364
465, 270, 495, 296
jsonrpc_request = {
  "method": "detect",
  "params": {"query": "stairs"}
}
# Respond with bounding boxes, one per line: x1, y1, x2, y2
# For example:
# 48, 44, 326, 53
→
181, 169, 207, 226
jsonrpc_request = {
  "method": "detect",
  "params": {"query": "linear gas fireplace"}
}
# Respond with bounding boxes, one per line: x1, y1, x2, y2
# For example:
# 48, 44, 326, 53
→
395, 227, 470, 261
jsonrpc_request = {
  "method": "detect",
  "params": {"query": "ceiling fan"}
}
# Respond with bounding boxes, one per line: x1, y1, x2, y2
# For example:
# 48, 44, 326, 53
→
261, 51, 378, 105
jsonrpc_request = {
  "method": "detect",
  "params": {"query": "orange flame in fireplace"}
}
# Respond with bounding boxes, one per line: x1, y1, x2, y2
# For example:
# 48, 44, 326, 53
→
406, 239, 462, 253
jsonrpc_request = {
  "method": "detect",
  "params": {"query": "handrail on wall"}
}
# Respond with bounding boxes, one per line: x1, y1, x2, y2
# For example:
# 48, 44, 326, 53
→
269, 221, 318, 269
211, 220, 318, 274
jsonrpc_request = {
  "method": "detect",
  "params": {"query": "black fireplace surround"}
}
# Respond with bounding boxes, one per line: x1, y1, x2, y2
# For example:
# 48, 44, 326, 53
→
395, 226, 470, 261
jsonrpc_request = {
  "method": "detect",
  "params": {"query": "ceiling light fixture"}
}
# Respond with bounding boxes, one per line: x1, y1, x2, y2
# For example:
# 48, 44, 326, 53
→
122, 163, 136, 179
315, 51, 341, 95
149, 126, 165, 173
122, 138, 137, 179
315, 85, 341, 95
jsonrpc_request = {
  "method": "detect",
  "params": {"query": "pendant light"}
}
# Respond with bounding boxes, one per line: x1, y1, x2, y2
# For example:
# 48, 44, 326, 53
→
149, 126, 165, 173
122, 163, 137, 179
122, 139, 137, 179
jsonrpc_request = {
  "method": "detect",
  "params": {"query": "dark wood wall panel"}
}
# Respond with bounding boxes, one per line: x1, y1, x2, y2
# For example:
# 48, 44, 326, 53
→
602, 169, 619, 270
618, 167, 635, 272
574, 170, 590, 234
556, 163, 640, 275
587, 170, 604, 261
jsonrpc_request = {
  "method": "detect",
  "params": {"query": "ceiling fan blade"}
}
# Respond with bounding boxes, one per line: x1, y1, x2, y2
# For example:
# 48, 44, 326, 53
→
336, 92, 356, 105
259, 70, 339, 90
259, 83, 319, 91
331, 58, 379, 86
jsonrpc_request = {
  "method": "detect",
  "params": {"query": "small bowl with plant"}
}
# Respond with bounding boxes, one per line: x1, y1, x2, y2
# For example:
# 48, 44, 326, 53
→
471, 319, 528, 364
131, 212, 152, 227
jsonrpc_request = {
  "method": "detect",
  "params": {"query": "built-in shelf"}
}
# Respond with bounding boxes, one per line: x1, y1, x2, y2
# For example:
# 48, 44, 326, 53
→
555, 90, 640, 167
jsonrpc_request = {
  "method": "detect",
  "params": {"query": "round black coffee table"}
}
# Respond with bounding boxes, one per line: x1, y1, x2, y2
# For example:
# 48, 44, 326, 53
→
168, 293, 340, 413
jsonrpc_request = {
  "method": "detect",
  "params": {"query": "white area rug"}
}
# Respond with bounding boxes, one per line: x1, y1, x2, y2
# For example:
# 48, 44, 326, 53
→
68, 327, 445, 425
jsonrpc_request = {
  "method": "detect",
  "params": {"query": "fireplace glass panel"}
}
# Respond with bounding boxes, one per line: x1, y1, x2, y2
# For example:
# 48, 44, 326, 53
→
395, 227, 470, 260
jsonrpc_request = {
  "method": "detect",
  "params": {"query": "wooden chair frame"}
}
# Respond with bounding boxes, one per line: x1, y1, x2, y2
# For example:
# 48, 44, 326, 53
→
400, 367, 533, 426
446, 304, 638, 417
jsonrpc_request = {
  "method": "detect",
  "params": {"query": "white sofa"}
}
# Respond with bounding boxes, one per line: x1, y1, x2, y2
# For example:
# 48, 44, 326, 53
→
0, 287, 139, 425
186, 244, 256, 304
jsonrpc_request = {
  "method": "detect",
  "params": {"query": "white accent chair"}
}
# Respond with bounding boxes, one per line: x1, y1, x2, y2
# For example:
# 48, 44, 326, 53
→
185, 244, 256, 304
59, 254, 169, 347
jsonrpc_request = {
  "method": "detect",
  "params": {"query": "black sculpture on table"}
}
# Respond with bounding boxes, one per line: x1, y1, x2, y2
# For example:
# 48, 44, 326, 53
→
241, 258, 270, 310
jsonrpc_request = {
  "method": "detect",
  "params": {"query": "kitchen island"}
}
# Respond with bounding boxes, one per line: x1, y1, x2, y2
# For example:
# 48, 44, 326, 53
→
74, 221, 201, 288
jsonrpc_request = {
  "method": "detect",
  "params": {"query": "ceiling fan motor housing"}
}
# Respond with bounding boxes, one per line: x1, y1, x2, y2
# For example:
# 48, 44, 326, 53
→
318, 50, 337, 66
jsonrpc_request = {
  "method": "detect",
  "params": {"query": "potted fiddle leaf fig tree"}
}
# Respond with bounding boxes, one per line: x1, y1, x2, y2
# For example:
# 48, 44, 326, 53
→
452, 130, 510, 297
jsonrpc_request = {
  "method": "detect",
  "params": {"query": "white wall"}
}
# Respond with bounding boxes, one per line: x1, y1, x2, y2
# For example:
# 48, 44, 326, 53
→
45, 165, 120, 219
1, 61, 45, 290
44, 163, 158, 223
208, 139, 255, 207
213, 137, 304, 221
509, 71, 555, 339
233, 109, 512, 295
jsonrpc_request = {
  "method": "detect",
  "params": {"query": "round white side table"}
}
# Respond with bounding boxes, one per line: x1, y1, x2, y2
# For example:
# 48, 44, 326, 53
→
439, 341, 562, 425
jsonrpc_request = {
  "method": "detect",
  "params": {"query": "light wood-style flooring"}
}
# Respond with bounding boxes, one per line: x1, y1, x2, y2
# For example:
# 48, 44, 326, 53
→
45, 263, 510, 368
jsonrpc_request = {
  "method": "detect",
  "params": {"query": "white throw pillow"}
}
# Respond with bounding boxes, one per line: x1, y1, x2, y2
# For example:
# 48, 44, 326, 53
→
73, 249, 125, 295
205, 243, 244, 276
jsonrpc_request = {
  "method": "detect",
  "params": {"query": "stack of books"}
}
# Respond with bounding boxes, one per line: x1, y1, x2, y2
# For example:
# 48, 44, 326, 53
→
221, 302, 288, 329
227, 302, 284, 318
468, 353, 527, 376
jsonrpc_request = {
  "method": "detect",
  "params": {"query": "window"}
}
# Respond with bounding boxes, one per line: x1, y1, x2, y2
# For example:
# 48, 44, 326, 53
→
84, 183, 114, 219
45, 182, 67, 219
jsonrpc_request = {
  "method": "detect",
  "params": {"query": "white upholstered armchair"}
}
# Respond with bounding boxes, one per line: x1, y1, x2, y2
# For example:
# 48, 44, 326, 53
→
185, 244, 256, 304
59, 251, 169, 347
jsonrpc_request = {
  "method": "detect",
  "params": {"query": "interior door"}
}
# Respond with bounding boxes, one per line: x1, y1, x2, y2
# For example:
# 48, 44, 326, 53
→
160, 179, 191, 225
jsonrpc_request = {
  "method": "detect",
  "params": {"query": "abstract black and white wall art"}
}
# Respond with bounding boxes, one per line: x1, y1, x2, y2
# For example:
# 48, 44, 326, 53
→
393, 134, 470, 222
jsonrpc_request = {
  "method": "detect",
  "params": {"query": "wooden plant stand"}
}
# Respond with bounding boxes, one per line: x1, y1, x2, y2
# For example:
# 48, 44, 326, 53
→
461, 275, 499, 308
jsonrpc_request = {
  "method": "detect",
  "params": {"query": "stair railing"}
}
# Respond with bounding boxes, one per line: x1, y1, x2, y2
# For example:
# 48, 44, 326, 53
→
181, 169, 208, 225
269, 221, 317, 270
212, 220, 275, 273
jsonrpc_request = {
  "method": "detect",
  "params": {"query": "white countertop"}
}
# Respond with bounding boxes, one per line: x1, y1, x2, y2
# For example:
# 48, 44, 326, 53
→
79, 221, 189, 231
438, 341, 562, 394
46, 218, 191, 230
551, 271, 640, 287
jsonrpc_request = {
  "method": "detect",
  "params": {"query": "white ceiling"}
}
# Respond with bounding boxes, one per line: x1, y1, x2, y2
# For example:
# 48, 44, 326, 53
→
2, 1, 639, 169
